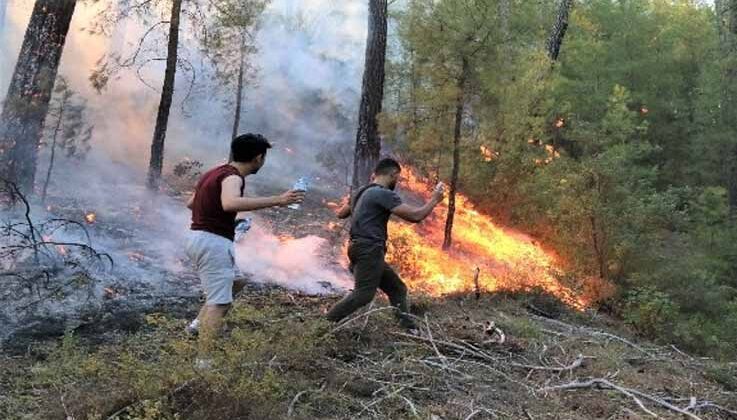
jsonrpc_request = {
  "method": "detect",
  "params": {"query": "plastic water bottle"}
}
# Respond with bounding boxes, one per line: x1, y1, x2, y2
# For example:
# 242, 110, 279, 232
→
288, 177, 308, 210
234, 217, 252, 242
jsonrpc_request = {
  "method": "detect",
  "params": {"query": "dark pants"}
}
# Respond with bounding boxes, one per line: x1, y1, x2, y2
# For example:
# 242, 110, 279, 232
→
327, 241, 416, 329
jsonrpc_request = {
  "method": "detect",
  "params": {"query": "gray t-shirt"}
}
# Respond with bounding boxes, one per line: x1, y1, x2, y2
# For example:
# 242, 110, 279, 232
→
350, 185, 402, 246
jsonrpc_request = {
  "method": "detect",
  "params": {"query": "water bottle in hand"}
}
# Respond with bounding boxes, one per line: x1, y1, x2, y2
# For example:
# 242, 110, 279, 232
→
234, 217, 252, 242
288, 177, 309, 210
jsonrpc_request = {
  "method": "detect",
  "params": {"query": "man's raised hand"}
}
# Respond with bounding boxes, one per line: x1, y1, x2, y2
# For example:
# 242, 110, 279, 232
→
280, 189, 306, 206
431, 182, 446, 203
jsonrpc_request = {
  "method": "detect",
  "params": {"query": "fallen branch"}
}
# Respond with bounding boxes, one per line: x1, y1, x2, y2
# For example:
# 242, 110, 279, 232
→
509, 354, 587, 373
287, 390, 309, 417
539, 378, 703, 420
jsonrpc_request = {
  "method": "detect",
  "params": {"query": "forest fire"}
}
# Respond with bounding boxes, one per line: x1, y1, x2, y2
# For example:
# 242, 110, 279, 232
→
386, 170, 587, 308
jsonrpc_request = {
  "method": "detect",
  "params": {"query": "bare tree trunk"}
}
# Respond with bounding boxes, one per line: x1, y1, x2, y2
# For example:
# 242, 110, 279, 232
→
443, 57, 468, 251
231, 34, 247, 141
715, 0, 737, 211
0, 0, 77, 194
146, 0, 182, 190
352, 0, 388, 190
590, 215, 607, 280
41, 101, 65, 203
546, 0, 573, 62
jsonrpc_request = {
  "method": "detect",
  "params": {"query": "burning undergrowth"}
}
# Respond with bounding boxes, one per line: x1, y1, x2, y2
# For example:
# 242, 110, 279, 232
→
385, 170, 613, 308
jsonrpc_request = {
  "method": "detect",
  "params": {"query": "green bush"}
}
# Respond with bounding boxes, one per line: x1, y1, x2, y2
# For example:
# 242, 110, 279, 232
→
623, 286, 677, 337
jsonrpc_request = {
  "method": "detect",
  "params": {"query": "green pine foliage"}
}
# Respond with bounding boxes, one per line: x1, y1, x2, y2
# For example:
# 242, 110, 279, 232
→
385, 0, 737, 358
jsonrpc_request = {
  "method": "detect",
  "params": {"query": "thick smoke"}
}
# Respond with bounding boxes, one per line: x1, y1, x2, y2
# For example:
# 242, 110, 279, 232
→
0, 0, 366, 296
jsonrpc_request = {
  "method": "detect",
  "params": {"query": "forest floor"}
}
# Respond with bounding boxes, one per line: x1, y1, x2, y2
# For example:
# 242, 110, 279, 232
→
1, 184, 736, 420
2, 286, 736, 419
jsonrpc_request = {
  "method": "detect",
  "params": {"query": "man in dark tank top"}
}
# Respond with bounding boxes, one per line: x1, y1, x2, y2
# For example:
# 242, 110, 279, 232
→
185, 133, 304, 366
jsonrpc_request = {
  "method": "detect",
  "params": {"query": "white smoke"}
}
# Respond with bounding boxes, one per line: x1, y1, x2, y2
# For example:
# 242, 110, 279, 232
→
234, 221, 350, 294
0, 0, 364, 296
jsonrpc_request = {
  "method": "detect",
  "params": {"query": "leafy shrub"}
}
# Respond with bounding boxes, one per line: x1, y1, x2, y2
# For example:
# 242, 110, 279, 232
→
623, 286, 677, 337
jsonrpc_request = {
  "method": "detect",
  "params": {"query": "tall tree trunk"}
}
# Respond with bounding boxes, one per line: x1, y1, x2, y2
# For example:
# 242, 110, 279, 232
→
546, 0, 573, 62
717, 0, 737, 211
146, 0, 182, 190
443, 57, 468, 251
727, 0, 737, 211
0, 0, 76, 194
41, 101, 65, 203
231, 34, 247, 141
352, 0, 388, 190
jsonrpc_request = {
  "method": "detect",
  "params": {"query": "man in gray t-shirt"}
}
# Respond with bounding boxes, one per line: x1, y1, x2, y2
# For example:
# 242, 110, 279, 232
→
327, 158, 444, 331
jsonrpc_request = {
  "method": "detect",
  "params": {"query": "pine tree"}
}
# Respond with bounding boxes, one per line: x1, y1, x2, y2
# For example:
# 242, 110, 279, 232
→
352, 0, 388, 190
147, 0, 183, 190
0, 0, 77, 194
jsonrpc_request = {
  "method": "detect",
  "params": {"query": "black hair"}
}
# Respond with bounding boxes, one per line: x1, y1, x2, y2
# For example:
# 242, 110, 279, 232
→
374, 158, 401, 176
231, 133, 272, 163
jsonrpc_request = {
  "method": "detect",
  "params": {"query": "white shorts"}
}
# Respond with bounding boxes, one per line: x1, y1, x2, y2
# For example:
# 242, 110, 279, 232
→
185, 230, 239, 305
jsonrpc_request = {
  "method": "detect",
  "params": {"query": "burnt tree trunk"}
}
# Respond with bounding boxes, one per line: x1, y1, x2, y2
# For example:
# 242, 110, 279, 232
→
546, 0, 573, 62
0, 0, 77, 194
231, 33, 247, 142
442, 57, 469, 251
352, 0, 388, 190
147, 0, 182, 190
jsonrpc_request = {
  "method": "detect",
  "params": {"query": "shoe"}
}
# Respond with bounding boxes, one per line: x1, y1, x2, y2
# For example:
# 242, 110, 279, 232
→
185, 319, 200, 336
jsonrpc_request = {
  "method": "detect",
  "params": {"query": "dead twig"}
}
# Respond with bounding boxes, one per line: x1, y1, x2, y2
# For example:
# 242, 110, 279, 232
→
330, 306, 397, 333
509, 354, 587, 373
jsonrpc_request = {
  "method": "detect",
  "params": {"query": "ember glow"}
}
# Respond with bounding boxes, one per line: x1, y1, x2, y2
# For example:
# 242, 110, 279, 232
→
386, 170, 588, 308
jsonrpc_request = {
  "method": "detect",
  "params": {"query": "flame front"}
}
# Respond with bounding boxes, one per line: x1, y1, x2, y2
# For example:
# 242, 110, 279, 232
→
386, 170, 589, 308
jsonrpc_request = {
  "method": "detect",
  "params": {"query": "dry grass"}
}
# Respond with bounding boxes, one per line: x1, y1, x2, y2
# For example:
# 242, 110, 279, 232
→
1, 286, 735, 420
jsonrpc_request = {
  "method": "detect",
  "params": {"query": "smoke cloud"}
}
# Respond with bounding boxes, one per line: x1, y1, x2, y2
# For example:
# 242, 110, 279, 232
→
0, 0, 365, 295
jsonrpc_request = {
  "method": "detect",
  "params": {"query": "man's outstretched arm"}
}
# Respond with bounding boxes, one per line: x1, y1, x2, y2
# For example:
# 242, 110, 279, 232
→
391, 185, 445, 223
335, 196, 351, 219
220, 175, 304, 212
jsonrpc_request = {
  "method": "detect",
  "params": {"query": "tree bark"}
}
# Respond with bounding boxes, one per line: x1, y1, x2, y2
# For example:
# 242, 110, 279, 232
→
590, 215, 607, 280
0, 0, 77, 194
443, 57, 468, 251
146, 0, 183, 190
231, 33, 247, 142
352, 0, 388, 190
546, 0, 573, 62
41, 99, 65, 203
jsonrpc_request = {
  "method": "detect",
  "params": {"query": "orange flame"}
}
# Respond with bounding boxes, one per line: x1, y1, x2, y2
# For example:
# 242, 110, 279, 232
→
386, 169, 588, 309
479, 145, 498, 162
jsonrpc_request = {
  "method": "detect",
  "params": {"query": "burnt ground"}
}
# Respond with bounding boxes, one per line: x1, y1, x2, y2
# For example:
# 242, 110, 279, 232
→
1, 181, 736, 419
